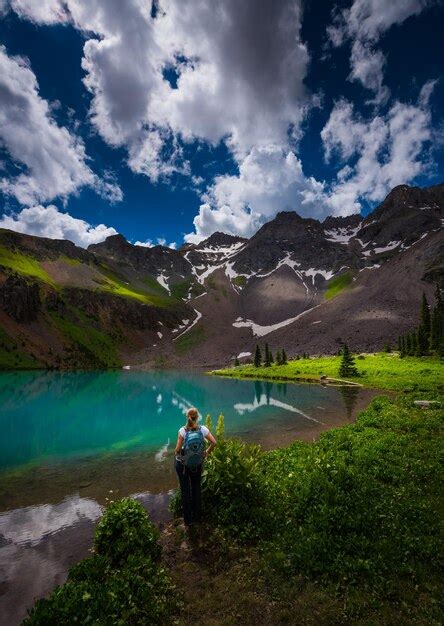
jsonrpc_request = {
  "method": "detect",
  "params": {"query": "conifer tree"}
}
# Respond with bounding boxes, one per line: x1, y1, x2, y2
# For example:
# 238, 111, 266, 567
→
282, 349, 287, 365
338, 343, 359, 377
254, 344, 262, 367
269, 347, 274, 364
420, 293, 431, 340
275, 350, 282, 365
406, 334, 412, 356
234, 356, 240, 367
411, 331, 418, 355
430, 284, 443, 351
399, 336, 405, 358
264, 343, 271, 367
383, 343, 391, 353
416, 325, 428, 356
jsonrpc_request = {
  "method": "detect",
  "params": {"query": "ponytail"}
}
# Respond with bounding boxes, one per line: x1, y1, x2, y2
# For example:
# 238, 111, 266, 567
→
186, 407, 199, 430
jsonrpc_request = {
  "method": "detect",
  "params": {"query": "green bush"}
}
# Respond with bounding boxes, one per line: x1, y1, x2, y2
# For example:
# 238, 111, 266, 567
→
171, 413, 269, 540
260, 395, 443, 587
25, 499, 177, 625
95, 497, 161, 565
202, 438, 268, 540
172, 397, 442, 594
25, 554, 177, 625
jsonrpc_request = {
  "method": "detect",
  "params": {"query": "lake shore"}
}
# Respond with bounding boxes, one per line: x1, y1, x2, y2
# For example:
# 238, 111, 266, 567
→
0, 370, 384, 624
211, 352, 443, 392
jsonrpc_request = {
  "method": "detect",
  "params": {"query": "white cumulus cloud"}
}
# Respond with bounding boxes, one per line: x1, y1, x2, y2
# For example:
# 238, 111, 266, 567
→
0, 204, 118, 247
0, 45, 122, 206
6, 0, 310, 176
135, 238, 177, 249
185, 146, 329, 243
321, 82, 436, 215
327, 0, 434, 102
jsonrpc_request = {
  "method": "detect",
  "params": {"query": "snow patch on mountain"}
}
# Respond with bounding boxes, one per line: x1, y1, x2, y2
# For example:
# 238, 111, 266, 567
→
324, 225, 361, 245
233, 305, 321, 337
173, 308, 202, 340
303, 268, 335, 283
156, 272, 170, 293
363, 240, 401, 256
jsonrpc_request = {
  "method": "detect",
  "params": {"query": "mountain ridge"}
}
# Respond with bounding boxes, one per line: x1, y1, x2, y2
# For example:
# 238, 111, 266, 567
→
0, 182, 442, 369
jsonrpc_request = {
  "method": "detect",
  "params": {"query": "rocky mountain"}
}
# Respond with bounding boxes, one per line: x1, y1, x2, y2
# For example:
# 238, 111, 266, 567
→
0, 183, 442, 369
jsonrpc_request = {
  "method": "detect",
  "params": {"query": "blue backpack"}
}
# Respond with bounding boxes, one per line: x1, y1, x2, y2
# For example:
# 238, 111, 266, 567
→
182, 426, 205, 470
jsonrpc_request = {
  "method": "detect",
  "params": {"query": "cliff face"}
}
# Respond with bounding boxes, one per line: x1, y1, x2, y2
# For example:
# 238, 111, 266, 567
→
0, 183, 443, 369
0, 229, 196, 369
0, 275, 41, 323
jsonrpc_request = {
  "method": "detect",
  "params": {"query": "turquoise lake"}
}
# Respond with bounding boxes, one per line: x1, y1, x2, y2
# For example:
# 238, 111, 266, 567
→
0, 370, 382, 507
0, 369, 382, 625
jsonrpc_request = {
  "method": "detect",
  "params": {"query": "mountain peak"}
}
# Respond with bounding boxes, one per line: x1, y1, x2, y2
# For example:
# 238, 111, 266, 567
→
198, 231, 247, 249
88, 233, 130, 254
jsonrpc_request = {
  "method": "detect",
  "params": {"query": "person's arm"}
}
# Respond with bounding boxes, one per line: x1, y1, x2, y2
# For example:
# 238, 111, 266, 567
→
174, 434, 184, 456
205, 431, 217, 457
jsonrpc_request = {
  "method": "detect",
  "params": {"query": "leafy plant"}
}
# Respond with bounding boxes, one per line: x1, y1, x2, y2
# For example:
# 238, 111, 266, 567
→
201, 437, 268, 541
24, 499, 178, 625
95, 497, 161, 566
25, 554, 177, 625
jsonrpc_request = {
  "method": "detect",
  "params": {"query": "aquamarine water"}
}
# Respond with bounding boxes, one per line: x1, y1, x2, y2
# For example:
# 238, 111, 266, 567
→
0, 369, 382, 625
0, 369, 373, 476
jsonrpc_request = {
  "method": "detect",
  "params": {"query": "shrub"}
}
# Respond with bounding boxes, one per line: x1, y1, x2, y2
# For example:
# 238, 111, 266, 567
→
260, 396, 443, 587
94, 497, 161, 565
25, 499, 177, 625
170, 434, 268, 541
201, 438, 268, 541
25, 554, 177, 625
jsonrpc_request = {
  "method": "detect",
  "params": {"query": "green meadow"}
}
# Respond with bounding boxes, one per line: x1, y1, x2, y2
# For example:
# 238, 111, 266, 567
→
214, 352, 442, 392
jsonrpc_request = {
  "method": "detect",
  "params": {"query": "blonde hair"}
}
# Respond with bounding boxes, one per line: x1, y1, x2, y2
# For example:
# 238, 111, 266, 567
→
186, 407, 199, 430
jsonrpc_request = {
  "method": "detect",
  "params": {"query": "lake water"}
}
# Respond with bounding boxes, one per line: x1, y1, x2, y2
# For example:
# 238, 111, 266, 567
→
0, 369, 382, 624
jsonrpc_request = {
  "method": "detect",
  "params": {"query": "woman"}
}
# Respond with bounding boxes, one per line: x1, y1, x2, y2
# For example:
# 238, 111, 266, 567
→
174, 407, 216, 527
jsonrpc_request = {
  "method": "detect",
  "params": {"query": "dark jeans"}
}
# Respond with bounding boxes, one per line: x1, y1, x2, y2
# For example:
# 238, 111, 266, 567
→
175, 459, 202, 526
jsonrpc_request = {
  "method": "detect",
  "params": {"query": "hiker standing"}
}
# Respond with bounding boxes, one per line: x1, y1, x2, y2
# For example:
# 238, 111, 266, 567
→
174, 407, 217, 527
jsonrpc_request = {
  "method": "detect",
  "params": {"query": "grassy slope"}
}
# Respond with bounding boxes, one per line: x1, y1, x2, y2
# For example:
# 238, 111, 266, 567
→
0, 245, 196, 369
325, 271, 353, 299
0, 326, 40, 369
175, 324, 206, 354
0, 245, 174, 308
50, 311, 121, 368
0, 246, 55, 285
213, 353, 442, 392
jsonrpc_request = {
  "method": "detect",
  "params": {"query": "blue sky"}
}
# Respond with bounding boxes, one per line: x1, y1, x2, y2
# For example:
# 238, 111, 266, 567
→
0, 0, 442, 248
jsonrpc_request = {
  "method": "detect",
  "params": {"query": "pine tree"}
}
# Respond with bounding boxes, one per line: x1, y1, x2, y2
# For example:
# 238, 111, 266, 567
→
383, 342, 391, 353
264, 343, 271, 367
275, 350, 282, 365
416, 326, 428, 356
397, 336, 402, 354
254, 344, 262, 367
234, 356, 240, 367
400, 336, 407, 358
430, 284, 443, 351
282, 349, 287, 365
411, 331, 418, 355
406, 334, 412, 356
269, 347, 274, 364
338, 344, 359, 378
420, 293, 431, 340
